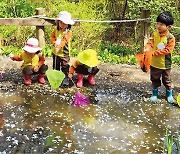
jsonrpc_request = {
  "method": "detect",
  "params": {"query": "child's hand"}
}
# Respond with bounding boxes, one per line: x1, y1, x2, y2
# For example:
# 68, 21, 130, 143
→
144, 48, 150, 52
34, 66, 39, 72
68, 73, 73, 79
55, 48, 59, 53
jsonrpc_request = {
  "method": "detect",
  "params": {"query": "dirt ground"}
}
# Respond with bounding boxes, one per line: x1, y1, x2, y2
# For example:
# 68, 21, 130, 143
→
0, 56, 180, 104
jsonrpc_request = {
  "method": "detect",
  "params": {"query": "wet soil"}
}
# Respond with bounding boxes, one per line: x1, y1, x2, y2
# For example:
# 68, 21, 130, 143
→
1, 57, 180, 99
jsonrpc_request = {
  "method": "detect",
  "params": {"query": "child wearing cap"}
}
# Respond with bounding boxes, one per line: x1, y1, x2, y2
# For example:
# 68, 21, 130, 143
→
144, 11, 175, 104
68, 49, 99, 88
11, 38, 48, 85
51, 11, 74, 86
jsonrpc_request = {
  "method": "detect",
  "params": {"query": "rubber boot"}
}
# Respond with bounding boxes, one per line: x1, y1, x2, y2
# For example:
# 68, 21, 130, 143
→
63, 77, 69, 86
77, 74, 83, 88
150, 88, 158, 103
87, 74, 95, 85
166, 89, 174, 104
38, 74, 46, 84
23, 75, 31, 85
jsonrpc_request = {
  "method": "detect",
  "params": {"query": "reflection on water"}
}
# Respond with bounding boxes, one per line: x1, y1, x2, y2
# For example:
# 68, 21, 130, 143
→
0, 83, 179, 153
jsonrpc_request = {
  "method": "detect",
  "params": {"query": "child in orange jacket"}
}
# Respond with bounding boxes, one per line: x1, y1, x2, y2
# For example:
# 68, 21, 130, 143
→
144, 11, 175, 104
68, 49, 99, 88
51, 11, 74, 86
11, 38, 48, 85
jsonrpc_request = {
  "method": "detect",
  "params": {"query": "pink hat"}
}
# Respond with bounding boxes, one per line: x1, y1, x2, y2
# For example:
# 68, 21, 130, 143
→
22, 38, 42, 53
56, 11, 74, 25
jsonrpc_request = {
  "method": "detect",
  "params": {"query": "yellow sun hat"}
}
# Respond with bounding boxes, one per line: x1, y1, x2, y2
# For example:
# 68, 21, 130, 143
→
77, 49, 99, 67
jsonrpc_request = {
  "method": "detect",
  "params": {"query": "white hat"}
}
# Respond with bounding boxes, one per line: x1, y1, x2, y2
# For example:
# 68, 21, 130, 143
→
22, 38, 42, 53
56, 11, 75, 25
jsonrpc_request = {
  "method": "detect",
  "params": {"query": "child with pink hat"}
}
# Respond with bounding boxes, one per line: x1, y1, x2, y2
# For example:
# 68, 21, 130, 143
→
11, 38, 48, 85
51, 11, 74, 86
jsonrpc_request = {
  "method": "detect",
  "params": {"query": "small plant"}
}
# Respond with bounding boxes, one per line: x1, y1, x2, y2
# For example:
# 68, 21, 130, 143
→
164, 129, 180, 154
165, 129, 174, 154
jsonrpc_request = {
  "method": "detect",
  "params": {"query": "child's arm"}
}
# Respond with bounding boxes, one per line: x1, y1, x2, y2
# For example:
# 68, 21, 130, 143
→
51, 29, 56, 45
11, 54, 23, 61
153, 37, 175, 56
56, 31, 72, 49
144, 33, 154, 51
68, 60, 79, 78
37, 53, 45, 68
33, 53, 45, 72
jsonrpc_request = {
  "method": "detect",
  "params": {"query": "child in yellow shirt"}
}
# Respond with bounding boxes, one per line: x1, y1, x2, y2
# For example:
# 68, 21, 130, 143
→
144, 11, 175, 104
11, 38, 48, 85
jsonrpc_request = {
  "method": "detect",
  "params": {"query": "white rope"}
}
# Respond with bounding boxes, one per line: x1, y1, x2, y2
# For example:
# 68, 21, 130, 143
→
171, 26, 180, 30
29, 15, 180, 29
29, 15, 149, 23
73, 18, 150, 23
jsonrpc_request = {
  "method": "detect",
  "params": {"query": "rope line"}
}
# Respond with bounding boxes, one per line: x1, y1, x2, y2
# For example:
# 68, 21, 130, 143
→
30, 15, 180, 29
73, 18, 150, 23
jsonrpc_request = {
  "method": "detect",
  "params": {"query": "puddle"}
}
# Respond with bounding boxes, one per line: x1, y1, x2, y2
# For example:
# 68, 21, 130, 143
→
0, 57, 179, 153
0, 83, 179, 153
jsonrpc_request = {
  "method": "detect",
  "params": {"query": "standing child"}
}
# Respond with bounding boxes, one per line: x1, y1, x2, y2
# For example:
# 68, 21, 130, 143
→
68, 49, 99, 88
51, 11, 74, 86
11, 38, 48, 85
144, 11, 175, 104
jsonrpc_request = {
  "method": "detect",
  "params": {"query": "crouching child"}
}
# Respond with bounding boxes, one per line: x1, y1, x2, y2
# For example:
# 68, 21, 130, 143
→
68, 49, 99, 88
11, 38, 48, 85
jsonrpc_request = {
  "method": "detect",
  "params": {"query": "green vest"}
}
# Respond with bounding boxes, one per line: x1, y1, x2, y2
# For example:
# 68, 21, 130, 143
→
52, 28, 71, 57
151, 31, 174, 69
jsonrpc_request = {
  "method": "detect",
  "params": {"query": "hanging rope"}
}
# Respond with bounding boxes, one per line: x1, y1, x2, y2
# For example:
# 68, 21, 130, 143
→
30, 15, 180, 29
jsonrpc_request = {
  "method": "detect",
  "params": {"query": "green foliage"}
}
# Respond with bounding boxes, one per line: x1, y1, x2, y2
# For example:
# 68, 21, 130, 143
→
0, 0, 179, 66
172, 55, 180, 66
42, 45, 53, 57
70, 48, 79, 57
98, 49, 136, 64
0, 0, 35, 18
100, 41, 135, 56
2, 46, 21, 56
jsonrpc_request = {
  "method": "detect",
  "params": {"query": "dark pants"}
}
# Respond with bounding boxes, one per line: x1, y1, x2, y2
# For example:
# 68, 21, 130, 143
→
22, 64, 48, 75
75, 65, 99, 75
150, 66, 173, 90
53, 54, 70, 76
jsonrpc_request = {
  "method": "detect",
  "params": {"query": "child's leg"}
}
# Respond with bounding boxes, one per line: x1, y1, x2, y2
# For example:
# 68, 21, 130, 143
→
52, 54, 61, 70
75, 65, 88, 88
150, 66, 162, 103
150, 66, 162, 88
60, 57, 70, 85
162, 69, 173, 89
60, 57, 70, 76
87, 67, 99, 85
38, 64, 48, 84
22, 66, 33, 85
162, 69, 174, 103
